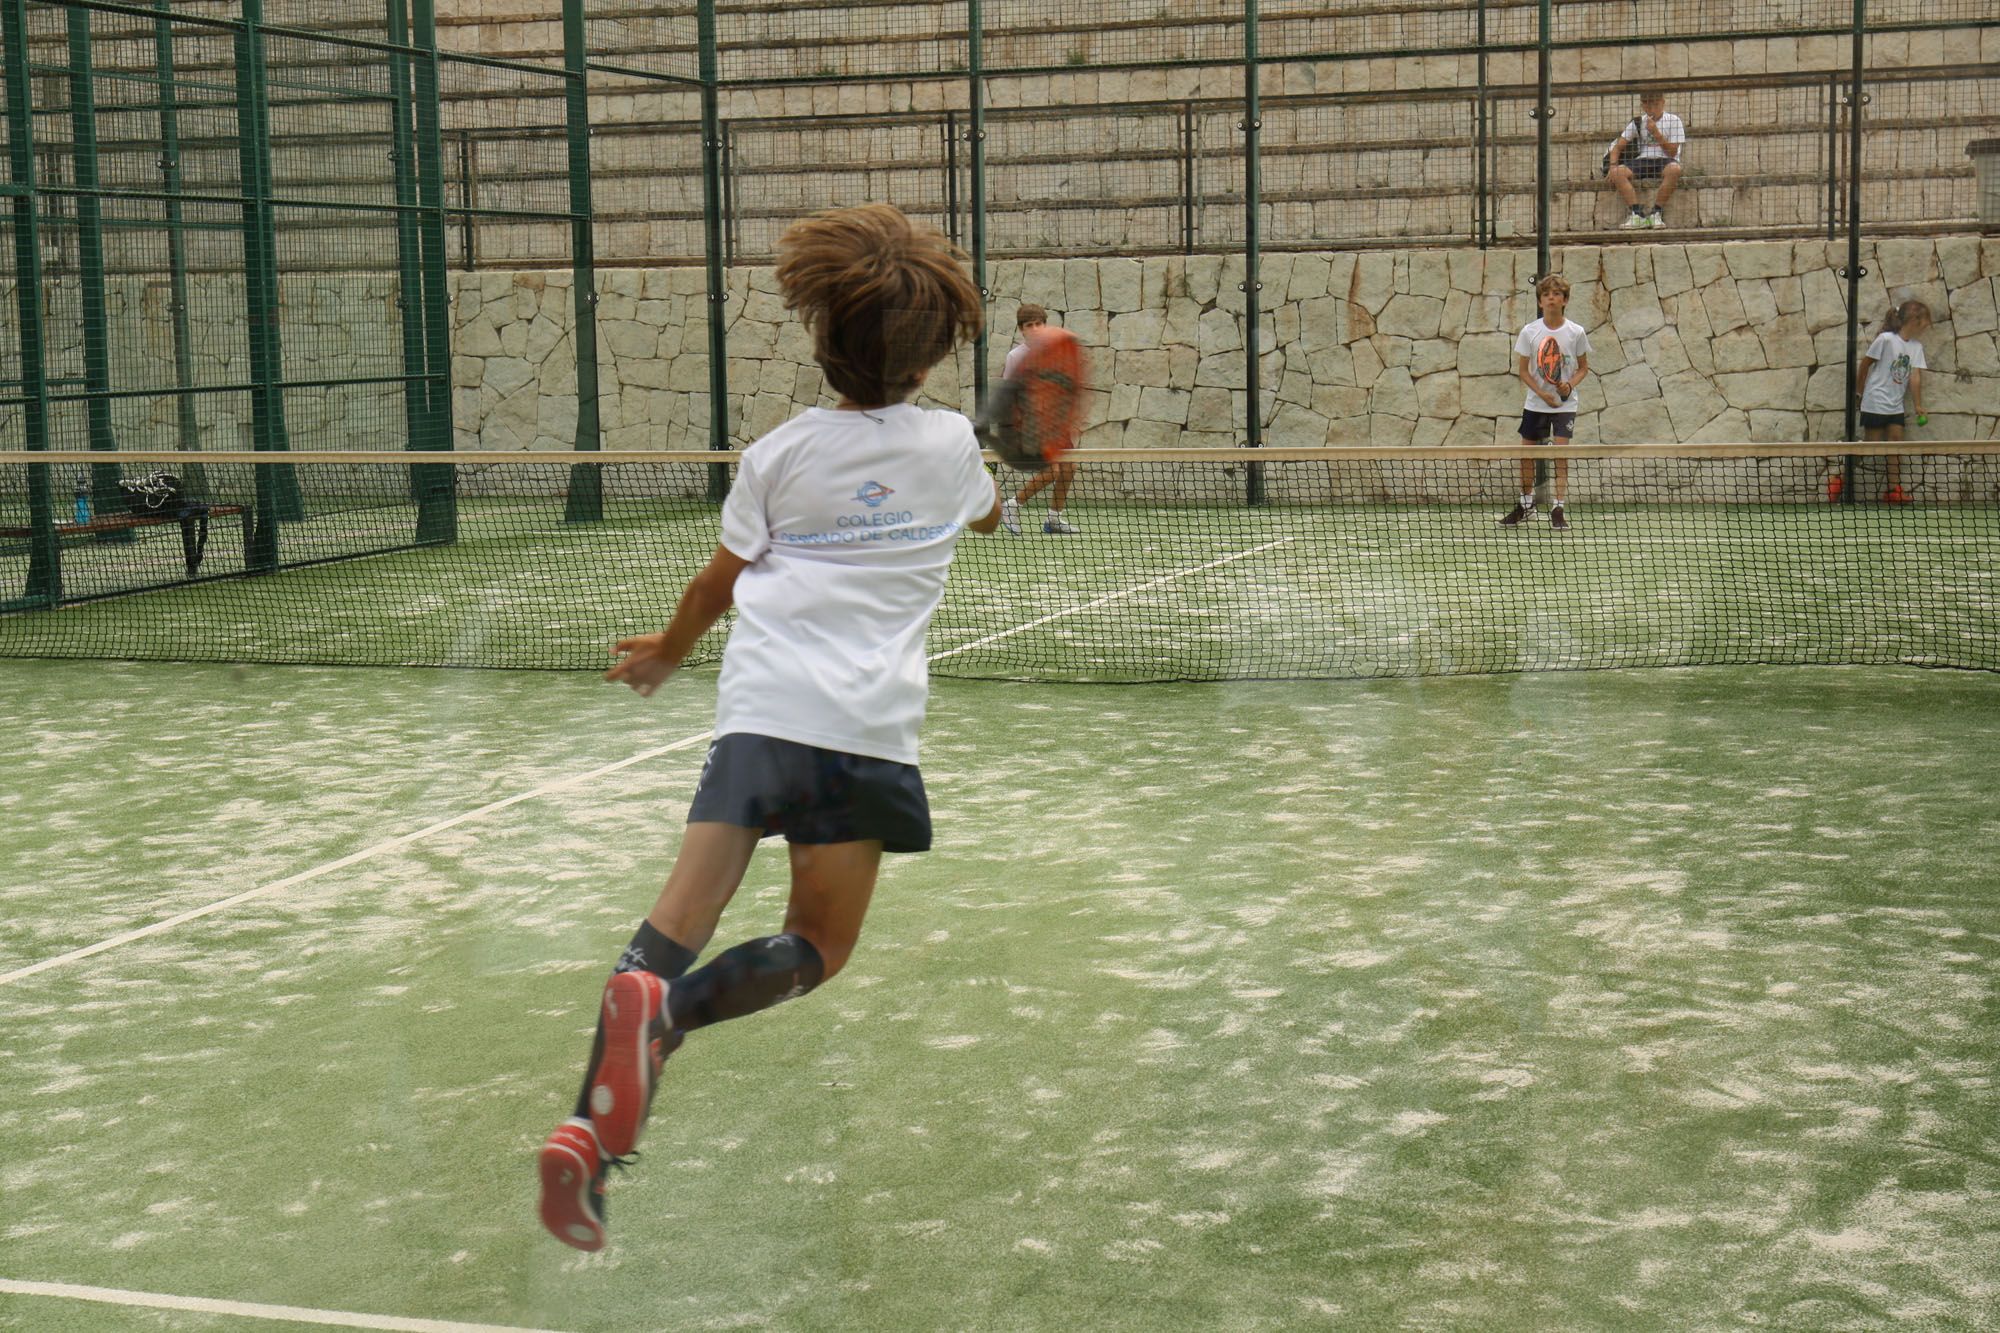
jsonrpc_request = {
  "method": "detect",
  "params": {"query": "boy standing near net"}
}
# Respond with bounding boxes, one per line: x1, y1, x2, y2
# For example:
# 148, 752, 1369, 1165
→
997, 304, 1081, 535
1855, 299, 1931, 504
1499, 273, 1592, 532
537, 204, 1001, 1252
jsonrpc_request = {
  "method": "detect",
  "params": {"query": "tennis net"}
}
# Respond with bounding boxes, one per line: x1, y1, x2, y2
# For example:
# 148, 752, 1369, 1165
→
3, 445, 1996, 680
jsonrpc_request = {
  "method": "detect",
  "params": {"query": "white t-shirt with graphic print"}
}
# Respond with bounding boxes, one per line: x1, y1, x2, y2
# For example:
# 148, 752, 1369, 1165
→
714, 404, 996, 765
1515, 318, 1593, 413
1859, 331, 1926, 416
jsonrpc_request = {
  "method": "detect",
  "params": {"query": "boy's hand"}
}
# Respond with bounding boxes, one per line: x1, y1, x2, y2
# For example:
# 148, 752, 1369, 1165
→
607, 633, 678, 697
1541, 388, 1561, 407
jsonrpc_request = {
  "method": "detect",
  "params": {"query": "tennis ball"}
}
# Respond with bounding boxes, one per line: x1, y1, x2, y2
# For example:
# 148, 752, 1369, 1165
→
1915, 413, 1928, 427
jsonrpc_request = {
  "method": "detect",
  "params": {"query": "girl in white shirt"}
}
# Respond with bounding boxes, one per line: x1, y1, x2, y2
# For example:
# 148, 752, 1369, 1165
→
539, 204, 1000, 1251
1855, 300, 1931, 504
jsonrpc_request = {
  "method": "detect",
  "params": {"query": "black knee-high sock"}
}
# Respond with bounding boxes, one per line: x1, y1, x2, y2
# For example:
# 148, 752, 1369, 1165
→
665, 933, 825, 1033
572, 920, 699, 1121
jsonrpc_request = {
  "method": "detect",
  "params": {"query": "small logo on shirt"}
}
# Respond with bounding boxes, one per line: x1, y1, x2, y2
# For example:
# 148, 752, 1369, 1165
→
855, 481, 896, 507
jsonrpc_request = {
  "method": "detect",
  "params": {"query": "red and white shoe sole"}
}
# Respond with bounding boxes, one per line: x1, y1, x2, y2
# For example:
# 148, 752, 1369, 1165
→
589, 971, 663, 1157
537, 1137, 605, 1252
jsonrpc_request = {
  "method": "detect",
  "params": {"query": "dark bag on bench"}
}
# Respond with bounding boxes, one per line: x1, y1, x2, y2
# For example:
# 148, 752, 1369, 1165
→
119, 471, 185, 516
1601, 119, 1642, 177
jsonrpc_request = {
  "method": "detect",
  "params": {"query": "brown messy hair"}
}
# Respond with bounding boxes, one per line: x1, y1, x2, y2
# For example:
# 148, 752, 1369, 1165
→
775, 204, 984, 408
1535, 273, 1571, 300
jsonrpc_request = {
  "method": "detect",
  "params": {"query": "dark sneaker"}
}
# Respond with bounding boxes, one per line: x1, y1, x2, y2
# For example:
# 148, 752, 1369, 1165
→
1498, 502, 1534, 527
1550, 505, 1570, 532
538, 1118, 614, 1252
589, 971, 676, 1156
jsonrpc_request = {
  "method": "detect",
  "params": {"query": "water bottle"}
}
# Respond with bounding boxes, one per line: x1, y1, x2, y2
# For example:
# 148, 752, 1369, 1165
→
73, 480, 91, 525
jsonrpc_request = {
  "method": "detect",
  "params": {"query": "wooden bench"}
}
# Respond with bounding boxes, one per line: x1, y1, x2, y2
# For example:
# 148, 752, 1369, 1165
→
3, 503, 249, 579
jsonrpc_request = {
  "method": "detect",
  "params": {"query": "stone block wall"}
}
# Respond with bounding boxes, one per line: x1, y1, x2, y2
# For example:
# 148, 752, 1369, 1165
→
448, 237, 2000, 453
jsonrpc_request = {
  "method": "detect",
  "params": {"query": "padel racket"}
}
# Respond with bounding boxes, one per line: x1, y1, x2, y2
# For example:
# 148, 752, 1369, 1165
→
976, 325, 1088, 470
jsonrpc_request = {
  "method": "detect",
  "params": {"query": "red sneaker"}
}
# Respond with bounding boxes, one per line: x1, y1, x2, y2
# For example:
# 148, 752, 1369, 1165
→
588, 971, 673, 1156
538, 1118, 611, 1251
1882, 485, 1912, 505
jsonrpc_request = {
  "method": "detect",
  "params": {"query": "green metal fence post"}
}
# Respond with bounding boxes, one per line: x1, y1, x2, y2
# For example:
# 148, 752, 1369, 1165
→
968, 0, 989, 416
387, 0, 435, 521
65, 7, 126, 533
1840, 0, 1868, 481
234, 0, 297, 566
698, 0, 730, 499
410, 0, 456, 542
1531, 0, 1553, 496
153, 0, 205, 495
2, 0, 58, 604
1533, 0, 1553, 284
1242, 0, 1265, 505
562, 0, 604, 522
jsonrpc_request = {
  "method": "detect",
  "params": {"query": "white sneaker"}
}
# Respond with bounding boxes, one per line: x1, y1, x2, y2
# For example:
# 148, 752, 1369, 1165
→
1042, 515, 1078, 535
1647, 211, 1666, 229
1000, 497, 1020, 535
1620, 212, 1649, 230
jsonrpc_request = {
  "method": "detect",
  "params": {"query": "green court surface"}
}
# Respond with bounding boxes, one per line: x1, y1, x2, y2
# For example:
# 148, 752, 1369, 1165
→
2, 660, 1997, 1331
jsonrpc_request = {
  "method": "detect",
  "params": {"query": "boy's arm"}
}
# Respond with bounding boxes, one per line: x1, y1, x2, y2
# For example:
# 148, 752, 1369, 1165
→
1855, 356, 1875, 397
1566, 353, 1590, 396
967, 475, 1004, 534
1909, 367, 1924, 417
606, 544, 751, 696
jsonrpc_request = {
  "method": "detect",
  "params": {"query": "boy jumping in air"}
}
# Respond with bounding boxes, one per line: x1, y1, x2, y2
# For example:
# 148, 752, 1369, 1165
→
537, 204, 1000, 1251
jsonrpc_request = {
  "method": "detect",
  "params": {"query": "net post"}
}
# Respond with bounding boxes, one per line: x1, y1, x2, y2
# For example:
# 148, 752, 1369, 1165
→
64, 6, 125, 529
698, 0, 730, 501
233, 0, 301, 554
1241, 0, 1266, 505
409, 0, 457, 544
561, 0, 605, 524
2, 0, 59, 603
152, 0, 206, 497
968, 0, 990, 419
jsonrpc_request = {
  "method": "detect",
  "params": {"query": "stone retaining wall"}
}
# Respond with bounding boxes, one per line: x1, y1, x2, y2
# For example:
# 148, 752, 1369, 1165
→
450, 238, 2000, 452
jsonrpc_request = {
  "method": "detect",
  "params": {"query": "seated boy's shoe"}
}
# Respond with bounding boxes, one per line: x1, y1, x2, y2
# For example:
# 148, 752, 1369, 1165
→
1550, 504, 1571, 531
999, 497, 1021, 534
1043, 516, 1078, 534
589, 971, 672, 1156
1883, 485, 1912, 504
1620, 212, 1650, 229
1647, 211, 1667, 229
538, 1118, 612, 1252
1497, 502, 1534, 527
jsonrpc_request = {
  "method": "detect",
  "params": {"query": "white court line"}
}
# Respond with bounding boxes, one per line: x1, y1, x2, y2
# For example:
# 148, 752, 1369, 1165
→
0, 732, 715, 987
931, 536, 1296, 662
0, 1278, 568, 1333
3, 537, 1295, 986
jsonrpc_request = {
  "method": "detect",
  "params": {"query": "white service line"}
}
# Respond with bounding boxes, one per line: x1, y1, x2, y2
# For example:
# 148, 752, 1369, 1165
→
3, 534, 1297, 986
0, 1278, 569, 1333
0, 732, 715, 987
931, 535, 1296, 662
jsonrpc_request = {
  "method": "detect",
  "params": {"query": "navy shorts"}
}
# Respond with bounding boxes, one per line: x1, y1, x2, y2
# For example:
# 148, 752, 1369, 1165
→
1859, 410, 1906, 429
1624, 156, 1671, 181
687, 732, 933, 853
1520, 409, 1576, 442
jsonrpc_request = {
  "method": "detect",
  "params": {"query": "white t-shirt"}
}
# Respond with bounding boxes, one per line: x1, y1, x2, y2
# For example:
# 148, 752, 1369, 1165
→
1860, 331, 1926, 416
714, 404, 997, 764
1515, 318, 1593, 413
1616, 111, 1686, 162
1003, 340, 1029, 379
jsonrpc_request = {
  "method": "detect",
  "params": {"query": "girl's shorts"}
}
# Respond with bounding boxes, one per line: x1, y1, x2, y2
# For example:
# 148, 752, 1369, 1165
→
687, 732, 932, 853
